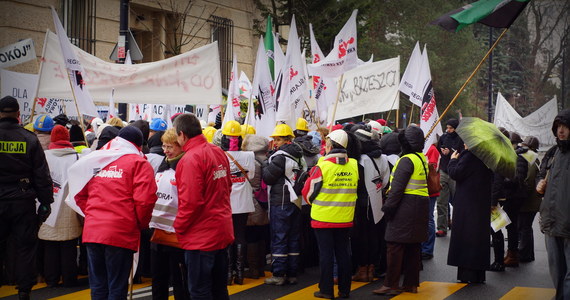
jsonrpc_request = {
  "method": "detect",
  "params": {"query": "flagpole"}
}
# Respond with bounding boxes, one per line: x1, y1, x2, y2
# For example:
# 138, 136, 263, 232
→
385, 92, 399, 129
425, 28, 509, 139
65, 70, 89, 146
328, 74, 344, 131
408, 104, 415, 126
396, 109, 399, 128
30, 31, 51, 126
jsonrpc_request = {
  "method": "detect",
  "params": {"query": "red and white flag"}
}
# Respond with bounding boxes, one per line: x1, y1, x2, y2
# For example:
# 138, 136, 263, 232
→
50, 6, 98, 118
275, 16, 309, 128
223, 54, 240, 126
309, 24, 337, 126
308, 10, 358, 78
418, 45, 443, 152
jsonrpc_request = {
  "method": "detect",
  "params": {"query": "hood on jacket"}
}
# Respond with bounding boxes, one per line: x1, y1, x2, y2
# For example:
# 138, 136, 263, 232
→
552, 108, 570, 137
398, 125, 424, 154
294, 134, 320, 156
279, 142, 303, 159
148, 131, 165, 155
242, 135, 269, 153
380, 132, 401, 155
96, 126, 120, 150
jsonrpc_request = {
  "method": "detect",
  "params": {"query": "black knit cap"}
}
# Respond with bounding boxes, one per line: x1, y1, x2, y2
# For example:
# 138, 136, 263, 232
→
118, 126, 143, 147
446, 118, 459, 129
0, 96, 19, 113
69, 124, 85, 142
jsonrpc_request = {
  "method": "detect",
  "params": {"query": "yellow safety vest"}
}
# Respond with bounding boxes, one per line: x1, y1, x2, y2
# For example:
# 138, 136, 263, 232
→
389, 153, 429, 196
311, 157, 359, 223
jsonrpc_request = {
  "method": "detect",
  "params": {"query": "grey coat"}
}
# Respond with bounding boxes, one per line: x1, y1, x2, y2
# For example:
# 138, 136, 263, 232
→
540, 147, 570, 238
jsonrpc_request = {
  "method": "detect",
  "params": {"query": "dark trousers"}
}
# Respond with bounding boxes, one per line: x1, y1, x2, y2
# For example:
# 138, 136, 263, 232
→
0, 201, 39, 292
504, 197, 524, 250
42, 239, 78, 287
185, 247, 229, 300
518, 211, 537, 261
384, 242, 421, 288
269, 204, 301, 277
351, 205, 378, 266
232, 213, 248, 245
314, 228, 351, 296
85, 243, 134, 300
300, 205, 319, 269
151, 243, 190, 300
421, 197, 437, 255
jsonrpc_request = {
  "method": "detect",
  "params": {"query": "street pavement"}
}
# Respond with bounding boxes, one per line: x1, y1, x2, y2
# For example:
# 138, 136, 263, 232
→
0, 218, 556, 299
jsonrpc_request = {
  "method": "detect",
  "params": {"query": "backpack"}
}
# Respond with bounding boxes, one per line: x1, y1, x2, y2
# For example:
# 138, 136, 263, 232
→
291, 167, 309, 196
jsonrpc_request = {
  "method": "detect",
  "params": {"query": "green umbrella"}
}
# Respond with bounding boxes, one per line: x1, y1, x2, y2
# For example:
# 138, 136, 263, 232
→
456, 117, 517, 179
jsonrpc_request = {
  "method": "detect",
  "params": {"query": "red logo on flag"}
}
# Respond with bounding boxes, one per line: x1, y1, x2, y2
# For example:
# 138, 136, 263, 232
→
313, 53, 321, 63
338, 37, 355, 59
37, 97, 47, 108
289, 67, 298, 80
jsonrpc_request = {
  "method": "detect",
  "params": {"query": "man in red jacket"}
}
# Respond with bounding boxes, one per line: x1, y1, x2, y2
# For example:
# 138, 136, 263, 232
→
173, 113, 234, 300
74, 126, 157, 300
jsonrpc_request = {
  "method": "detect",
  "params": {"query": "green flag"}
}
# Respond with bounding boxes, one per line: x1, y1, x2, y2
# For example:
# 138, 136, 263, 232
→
264, 16, 275, 79
431, 0, 530, 32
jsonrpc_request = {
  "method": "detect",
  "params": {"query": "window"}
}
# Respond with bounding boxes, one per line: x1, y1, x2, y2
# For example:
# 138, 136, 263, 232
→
62, 0, 96, 54
209, 16, 233, 90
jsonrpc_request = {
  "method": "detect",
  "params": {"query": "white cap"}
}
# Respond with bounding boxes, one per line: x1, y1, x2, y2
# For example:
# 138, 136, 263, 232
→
327, 129, 348, 148
368, 120, 382, 133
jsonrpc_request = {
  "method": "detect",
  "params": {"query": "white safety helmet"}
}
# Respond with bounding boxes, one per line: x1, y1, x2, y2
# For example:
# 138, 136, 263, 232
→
368, 120, 382, 133
327, 129, 348, 148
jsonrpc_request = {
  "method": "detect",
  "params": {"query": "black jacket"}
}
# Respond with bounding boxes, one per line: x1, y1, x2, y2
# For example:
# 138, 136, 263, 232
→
438, 131, 463, 173
0, 118, 53, 205
263, 143, 303, 207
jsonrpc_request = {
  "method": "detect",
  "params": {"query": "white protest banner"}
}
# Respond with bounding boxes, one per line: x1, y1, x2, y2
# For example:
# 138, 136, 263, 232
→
399, 42, 423, 106
128, 103, 185, 121
195, 105, 209, 122
0, 39, 36, 69
41, 30, 221, 106
417, 46, 443, 153
0, 69, 38, 124
332, 56, 400, 121
493, 92, 557, 149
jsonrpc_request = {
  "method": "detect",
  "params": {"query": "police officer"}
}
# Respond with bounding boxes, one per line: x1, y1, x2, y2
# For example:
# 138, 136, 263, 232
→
0, 96, 53, 300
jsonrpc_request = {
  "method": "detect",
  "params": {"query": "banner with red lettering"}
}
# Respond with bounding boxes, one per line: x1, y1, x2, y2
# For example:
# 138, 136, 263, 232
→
39, 30, 221, 106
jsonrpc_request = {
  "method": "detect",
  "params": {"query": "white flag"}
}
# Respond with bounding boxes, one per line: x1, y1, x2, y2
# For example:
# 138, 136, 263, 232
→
275, 16, 309, 128
273, 32, 285, 86
308, 10, 358, 78
107, 88, 117, 119
399, 42, 423, 106
249, 37, 275, 138
417, 45, 443, 153
223, 54, 240, 126
50, 7, 98, 118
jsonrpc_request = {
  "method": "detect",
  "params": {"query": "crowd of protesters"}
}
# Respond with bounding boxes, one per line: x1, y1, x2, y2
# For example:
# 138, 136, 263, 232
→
0, 94, 568, 300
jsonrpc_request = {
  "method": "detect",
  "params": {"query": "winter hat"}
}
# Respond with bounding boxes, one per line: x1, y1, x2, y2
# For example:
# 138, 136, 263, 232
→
242, 135, 269, 153
118, 126, 143, 147
50, 125, 70, 143
307, 131, 322, 149
332, 124, 343, 131
377, 119, 387, 126
446, 118, 459, 129
69, 124, 85, 142
53, 114, 70, 127
354, 128, 379, 142
0, 96, 19, 113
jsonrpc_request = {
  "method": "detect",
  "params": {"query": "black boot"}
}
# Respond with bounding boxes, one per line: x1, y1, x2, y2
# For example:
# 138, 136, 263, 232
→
244, 242, 260, 279
257, 240, 266, 277
227, 245, 234, 285
234, 244, 245, 285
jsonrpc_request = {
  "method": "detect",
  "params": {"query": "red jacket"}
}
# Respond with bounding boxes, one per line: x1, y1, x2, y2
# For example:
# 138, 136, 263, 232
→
174, 134, 234, 251
426, 144, 441, 197
76, 154, 157, 252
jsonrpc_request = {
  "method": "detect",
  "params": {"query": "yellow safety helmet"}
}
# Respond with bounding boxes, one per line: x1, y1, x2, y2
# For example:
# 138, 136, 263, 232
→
24, 123, 34, 132
240, 124, 256, 137
202, 126, 217, 143
270, 124, 294, 138
295, 117, 309, 132
221, 120, 242, 136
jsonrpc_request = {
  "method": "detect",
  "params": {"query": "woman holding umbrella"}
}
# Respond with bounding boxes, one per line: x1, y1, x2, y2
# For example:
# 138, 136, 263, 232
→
446, 117, 517, 284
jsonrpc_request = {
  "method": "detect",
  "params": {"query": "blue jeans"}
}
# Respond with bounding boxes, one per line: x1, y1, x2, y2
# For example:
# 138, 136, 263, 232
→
314, 228, 351, 296
421, 197, 437, 255
545, 234, 570, 300
269, 203, 301, 277
85, 243, 133, 300
185, 248, 229, 300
